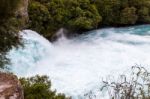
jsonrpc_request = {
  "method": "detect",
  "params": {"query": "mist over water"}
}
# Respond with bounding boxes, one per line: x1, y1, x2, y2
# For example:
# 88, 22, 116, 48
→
8, 25, 150, 98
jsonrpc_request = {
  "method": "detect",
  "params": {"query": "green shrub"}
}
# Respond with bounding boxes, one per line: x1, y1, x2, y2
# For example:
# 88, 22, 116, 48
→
28, 0, 101, 40
0, 0, 23, 69
95, 0, 150, 26
20, 75, 71, 99
138, 7, 150, 23
120, 7, 138, 25
95, 0, 121, 25
65, 0, 102, 31
28, 1, 52, 37
28, 0, 150, 39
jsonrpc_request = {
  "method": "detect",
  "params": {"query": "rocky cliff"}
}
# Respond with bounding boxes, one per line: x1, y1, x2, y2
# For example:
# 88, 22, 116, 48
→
0, 72, 24, 99
0, 0, 28, 98
16, 0, 29, 27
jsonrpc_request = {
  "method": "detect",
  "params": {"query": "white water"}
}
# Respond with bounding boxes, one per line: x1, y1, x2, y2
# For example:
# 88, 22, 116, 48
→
8, 25, 150, 98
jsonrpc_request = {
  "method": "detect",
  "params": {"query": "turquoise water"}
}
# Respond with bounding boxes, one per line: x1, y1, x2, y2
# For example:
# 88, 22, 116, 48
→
8, 25, 150, 98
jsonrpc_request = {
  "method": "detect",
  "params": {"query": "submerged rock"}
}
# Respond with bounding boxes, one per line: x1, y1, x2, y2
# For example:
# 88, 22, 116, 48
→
0, 72, 24, 99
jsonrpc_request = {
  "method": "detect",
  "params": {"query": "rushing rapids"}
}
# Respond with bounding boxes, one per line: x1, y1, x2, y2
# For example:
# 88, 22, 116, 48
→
8, 25, 150, 98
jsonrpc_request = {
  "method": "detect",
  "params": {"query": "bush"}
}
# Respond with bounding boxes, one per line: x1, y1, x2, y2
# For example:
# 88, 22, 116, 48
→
0, 0, 23, 69
138, 7, 150, 23
95, 0, 121, 25
120, 7, 138, 25
28, 1, 52, 37
95, 0, 150, 26
65, 0, 102, 31
20, 75, 71, 99
28, 0, 101, 40
101, 66, 150, 99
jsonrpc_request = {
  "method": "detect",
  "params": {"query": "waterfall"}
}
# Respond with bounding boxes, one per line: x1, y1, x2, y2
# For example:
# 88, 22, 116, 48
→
8, 25, 150, 98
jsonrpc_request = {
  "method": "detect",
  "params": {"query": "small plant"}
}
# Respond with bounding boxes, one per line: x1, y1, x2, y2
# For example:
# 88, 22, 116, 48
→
101, 65, 150, 99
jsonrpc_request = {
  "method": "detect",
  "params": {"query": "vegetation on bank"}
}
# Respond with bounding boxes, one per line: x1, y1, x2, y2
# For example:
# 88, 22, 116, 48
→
0, 0, 23, 68
20, 75, 71, 99
28, 0, 101, 40
28, 0, 150, 40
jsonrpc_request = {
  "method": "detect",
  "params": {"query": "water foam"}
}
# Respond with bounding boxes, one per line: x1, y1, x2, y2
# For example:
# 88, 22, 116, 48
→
8, 25, 150, 98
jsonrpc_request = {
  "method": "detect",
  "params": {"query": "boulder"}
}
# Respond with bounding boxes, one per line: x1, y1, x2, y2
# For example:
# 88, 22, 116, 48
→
0, 72, 24, 99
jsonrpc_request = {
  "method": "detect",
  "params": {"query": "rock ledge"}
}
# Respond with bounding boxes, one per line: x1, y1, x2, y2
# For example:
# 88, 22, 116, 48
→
0, 72, 24, 99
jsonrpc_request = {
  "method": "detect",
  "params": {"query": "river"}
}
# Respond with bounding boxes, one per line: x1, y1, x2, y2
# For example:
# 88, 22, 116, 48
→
8, 25, 150, 98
